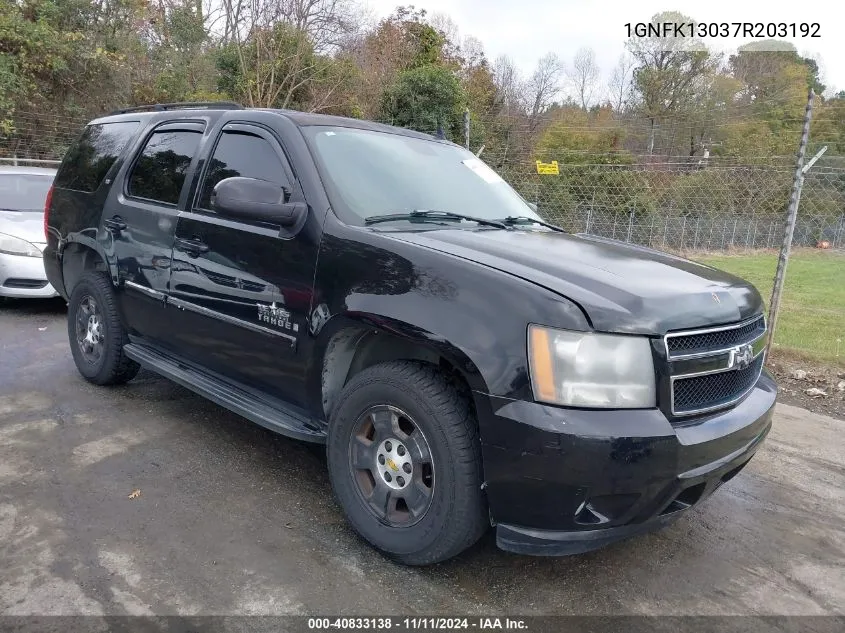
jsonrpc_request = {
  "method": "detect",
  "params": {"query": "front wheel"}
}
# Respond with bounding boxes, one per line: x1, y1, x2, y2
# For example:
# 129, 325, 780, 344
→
327, 361, 487, 565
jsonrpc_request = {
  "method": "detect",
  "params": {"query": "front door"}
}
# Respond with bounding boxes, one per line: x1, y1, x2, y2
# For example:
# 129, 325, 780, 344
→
106, 120, 205, 345
167, 123, 318, 406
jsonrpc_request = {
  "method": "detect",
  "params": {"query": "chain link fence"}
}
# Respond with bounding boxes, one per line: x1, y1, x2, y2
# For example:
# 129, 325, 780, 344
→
3, 110, 844, 257
3, 109, 844, 256
1, 108, 843, 366
496, 159, 845, 252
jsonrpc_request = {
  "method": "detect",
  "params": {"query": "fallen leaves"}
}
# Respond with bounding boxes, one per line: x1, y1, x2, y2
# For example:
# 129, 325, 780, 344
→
128, 489, 141, 500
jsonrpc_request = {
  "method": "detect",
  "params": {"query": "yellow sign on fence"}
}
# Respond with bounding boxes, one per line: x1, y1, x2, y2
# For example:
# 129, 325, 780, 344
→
535, 160, 559, 175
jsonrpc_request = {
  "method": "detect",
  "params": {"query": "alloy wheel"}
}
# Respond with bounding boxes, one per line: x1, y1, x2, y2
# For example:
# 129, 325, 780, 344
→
75, 296, 104, 364
348, 404, 435, 527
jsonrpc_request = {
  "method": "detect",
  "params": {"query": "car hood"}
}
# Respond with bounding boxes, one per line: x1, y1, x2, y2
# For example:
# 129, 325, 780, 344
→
0, 210, 45, 246
386, 228, 764, 335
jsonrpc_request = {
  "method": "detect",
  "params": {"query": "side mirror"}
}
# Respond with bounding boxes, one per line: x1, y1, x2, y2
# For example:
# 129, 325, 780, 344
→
527, 201, 538, 213
211, 177, 305, 227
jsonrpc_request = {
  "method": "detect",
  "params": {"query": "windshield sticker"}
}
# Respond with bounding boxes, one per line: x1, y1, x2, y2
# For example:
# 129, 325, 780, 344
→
461, 158, 504, 184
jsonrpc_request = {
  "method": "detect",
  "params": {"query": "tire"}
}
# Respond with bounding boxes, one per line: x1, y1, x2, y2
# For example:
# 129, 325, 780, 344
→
67, 271, 140, 385
327, 361, 487, 565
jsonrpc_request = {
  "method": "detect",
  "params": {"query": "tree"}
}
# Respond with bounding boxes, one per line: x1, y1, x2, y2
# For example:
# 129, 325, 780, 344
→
381, 65, 464, 137
492, 55, 522, 114
427, 11, 461, 58
567, 47, 599, 110
525, 53, 564, 129
349, 6, 447, 118
810, 98, 845, 156
537, 105, 631, 164
0, 0, 138, 154
215, 22, 315, 108
608, 53, 635, 113
730, 40, 824, 122
219, 0, 359, 108
627, 11, 720, 154
137, 1, 219, 103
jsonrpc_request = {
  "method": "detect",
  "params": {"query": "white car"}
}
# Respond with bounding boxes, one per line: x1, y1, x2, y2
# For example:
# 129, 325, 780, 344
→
0, 165, 59, 298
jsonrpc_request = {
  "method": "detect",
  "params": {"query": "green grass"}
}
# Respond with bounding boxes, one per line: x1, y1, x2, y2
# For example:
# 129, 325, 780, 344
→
695, 249, 845, 367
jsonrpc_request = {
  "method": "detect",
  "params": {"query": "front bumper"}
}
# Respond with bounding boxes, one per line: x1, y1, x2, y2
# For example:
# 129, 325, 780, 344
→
475, 371, 777, 556
0, 252, 59, 298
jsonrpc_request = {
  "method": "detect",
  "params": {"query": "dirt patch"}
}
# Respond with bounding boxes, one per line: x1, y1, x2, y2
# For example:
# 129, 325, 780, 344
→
767, 352, 845, 420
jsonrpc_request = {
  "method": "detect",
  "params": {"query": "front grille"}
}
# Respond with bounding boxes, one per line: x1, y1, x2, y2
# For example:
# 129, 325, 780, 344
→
666, 315, 765, 356
3, 278, 48, 289
665, 315, 767, 417
673, 355, 764, 415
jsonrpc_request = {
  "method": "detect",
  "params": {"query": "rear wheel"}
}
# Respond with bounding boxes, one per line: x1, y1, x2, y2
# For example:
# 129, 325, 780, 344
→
67, 272, 139, 385
327, 361, 487, 565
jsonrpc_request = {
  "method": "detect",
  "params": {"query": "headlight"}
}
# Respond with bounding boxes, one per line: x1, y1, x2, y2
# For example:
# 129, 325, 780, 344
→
0, 232, 42, 258
528, 325, 656, 408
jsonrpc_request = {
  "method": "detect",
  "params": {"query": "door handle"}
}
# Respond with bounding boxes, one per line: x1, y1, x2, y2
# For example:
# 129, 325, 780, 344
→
175, 237, 209, 257
104, 216, 127, 233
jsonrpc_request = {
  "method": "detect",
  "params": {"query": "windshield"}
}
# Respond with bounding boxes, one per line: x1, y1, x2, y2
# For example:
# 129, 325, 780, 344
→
305, 126, 540, 226
0, 173, 53, 212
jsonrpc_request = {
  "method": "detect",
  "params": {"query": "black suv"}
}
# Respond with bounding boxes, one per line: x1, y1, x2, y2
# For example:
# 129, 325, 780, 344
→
44, 103, 776, 564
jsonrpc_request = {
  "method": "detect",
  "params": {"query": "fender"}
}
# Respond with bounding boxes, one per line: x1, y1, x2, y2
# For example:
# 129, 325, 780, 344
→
304, 219, 591, 420
304, 310, 490, 420
57, 232, 114, 295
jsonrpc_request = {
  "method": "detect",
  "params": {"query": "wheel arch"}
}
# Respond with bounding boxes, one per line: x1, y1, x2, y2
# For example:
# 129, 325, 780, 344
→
61, 241, 111, 297
308, 313, 487, 425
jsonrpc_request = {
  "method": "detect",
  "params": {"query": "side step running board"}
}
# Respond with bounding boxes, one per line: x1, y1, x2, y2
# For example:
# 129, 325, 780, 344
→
123, 343, 326, 444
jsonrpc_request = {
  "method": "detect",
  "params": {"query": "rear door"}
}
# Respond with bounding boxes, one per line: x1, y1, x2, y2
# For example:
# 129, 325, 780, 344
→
105, 120, 204, 344
166, 122, 318, 406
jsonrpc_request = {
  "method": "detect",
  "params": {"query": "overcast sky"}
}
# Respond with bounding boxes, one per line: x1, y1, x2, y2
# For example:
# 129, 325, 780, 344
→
363, 0, 845, 97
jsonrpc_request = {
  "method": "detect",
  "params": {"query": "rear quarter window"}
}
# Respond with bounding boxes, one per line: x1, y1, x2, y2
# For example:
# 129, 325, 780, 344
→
128, 129, 203, 205
54, 121, 140, 192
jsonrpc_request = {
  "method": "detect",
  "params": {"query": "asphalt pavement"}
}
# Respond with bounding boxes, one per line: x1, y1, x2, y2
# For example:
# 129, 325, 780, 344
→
1, 298, 843, 616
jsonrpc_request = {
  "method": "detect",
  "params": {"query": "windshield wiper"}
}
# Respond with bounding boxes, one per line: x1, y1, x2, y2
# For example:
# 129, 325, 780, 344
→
364, 210, 509, 229
498, 216, 566, 232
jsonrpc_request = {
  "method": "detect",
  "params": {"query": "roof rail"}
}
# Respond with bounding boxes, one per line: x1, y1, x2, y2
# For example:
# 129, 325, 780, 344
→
109, 101, 244, 115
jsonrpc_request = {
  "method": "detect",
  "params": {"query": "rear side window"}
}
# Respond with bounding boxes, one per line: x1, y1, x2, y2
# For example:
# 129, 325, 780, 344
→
198, 131, 291, 211
54, 121, 140, 192
128, 129, 203, 205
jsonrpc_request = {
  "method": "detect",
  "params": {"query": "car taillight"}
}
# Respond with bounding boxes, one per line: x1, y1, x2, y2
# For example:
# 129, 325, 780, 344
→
44, 185, 54, 241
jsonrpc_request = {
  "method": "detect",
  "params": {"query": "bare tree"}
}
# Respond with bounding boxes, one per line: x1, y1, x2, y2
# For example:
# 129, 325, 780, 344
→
525, 53, 563, 127
285, 0, 363, 53
492, 55, 522, 114
428, 12, 460, 47
567, 47, 599, 110
460, 35, 485, 68
219, 0, 360, 109
608, 52, 635, 113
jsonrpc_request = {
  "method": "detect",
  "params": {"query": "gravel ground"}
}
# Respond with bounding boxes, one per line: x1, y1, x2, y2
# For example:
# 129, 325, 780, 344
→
766, 354, 845, 421
0, 298, 843, 617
